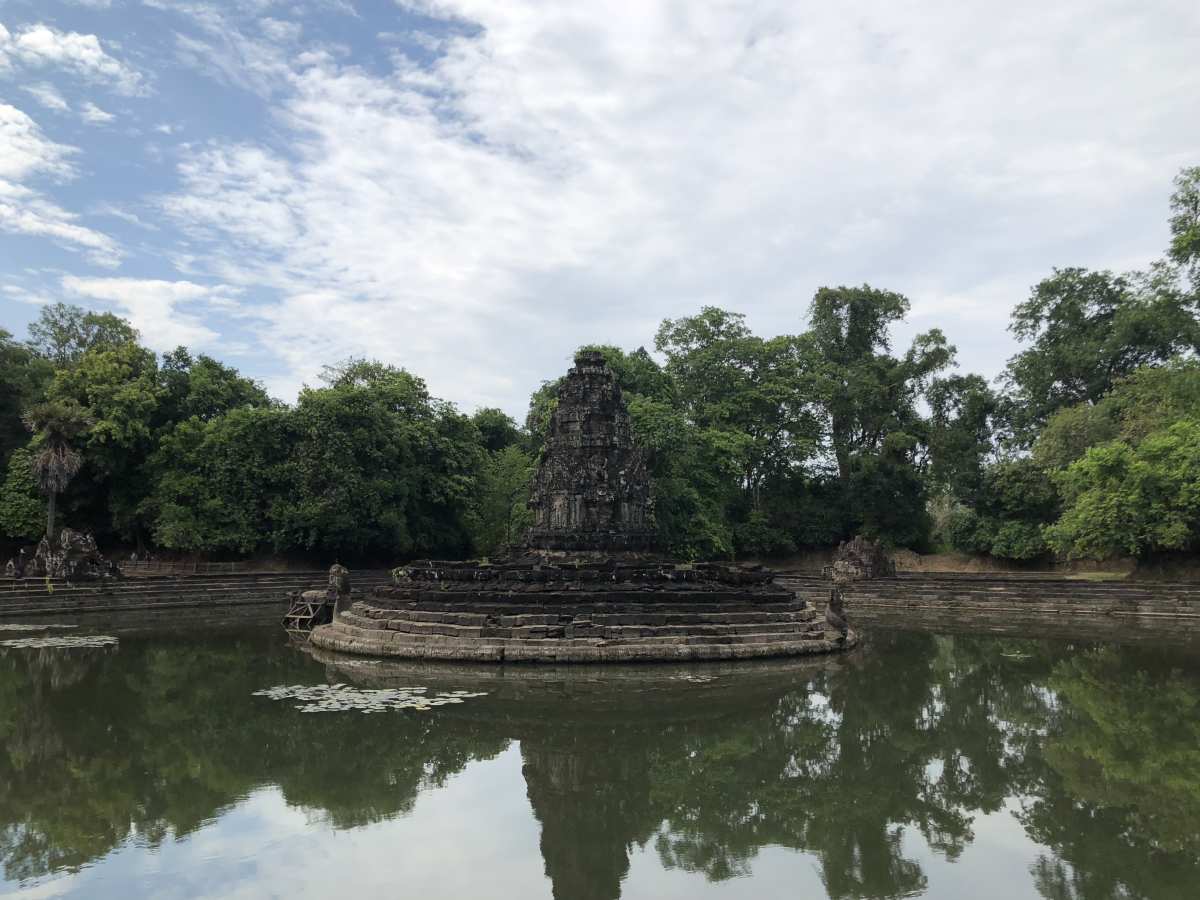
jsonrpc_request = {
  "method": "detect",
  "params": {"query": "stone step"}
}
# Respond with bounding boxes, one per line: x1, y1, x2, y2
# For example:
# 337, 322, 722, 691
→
372, 586, 797, 603
338, 610, 824, 642
777, 577, 1200, 598
0, 585, 386, 617
831, 589, 1200, 606
0, 577, 391, 603
312, 620, 849, 662
358, 599, 813, 617
780, 583, 1200, 604
349, 603, 817, 628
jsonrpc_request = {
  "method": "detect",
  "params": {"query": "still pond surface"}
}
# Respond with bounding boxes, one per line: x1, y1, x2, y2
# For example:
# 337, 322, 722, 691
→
1, 624, 1198, 899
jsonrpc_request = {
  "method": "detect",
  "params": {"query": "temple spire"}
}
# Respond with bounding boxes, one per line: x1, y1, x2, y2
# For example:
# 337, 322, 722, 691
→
525, 351, 655, 552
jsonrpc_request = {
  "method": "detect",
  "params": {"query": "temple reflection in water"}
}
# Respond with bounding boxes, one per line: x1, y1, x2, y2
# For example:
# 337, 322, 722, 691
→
2, 628, 1198, 899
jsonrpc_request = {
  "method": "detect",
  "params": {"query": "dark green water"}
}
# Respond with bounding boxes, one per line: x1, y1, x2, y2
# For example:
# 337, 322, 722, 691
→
1, 625, 1198, 900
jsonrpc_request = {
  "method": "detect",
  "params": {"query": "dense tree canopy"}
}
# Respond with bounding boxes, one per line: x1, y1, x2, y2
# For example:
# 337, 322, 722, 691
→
1, 164, 1198, 564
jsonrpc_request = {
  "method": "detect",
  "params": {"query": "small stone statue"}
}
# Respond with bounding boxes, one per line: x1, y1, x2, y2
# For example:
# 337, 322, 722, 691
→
328, 563, 351, 597
825, 588, 849, 642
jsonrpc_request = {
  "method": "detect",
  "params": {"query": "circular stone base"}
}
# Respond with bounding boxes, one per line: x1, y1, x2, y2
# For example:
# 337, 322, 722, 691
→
309, 559, 857, 663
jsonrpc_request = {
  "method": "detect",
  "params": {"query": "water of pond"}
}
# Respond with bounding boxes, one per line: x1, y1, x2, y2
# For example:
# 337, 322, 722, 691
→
1, 623, 1198, 900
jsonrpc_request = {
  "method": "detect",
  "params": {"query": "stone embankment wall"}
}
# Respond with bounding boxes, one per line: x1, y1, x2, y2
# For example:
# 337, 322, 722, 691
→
0, 571, 393, 619
778, 571, 1200, 638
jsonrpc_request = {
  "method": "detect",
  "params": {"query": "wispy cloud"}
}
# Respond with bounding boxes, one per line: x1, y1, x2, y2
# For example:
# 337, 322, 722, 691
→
60, 275, 236, 349
153, 0, 1200, 411
0, 102, 121, 266
80, 100, 115, 124
0, 22, 147, 95
22, 82, 69, 112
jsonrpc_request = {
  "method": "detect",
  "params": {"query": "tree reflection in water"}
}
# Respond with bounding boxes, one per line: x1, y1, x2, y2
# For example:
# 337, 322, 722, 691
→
0, 628, 1197, 899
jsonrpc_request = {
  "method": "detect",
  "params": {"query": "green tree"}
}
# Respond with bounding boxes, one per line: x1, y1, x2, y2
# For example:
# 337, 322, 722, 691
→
1046, 419, 1200, 559
1034, 359, 1200, 470
147, 407, 294, 553
0, 330, 52, 470
278, 360, 482, 559
0, 446, 44, 540
157, 347, 272, 424
1004, 267, 1200, 438
22, 400, 92, 540
470, 407, 523, 454
804, 285, 953, 482
655, 309, 820, 512
925, 374, 999, 502
26, 303, 139, 367
1169, 165, 1200, 275
467, 444, 535, 555
48, 341, 161, 540
945, 458, 1058, 560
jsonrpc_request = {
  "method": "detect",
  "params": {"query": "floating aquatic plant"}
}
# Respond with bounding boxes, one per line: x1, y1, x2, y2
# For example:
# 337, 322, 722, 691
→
0, 634, 117, 649
252, 683, 487, 714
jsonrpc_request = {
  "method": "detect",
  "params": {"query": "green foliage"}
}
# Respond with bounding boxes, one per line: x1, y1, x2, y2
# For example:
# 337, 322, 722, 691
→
1035, 359, 1200, 470
656, 310, 821, 498
158, 347, 272, 423
26, 302, 139, 367
944, 459, 1058, 560
0, 329, 52, 470
1046, 420, 1200, 559
147, 408, 294, 553
470, 407, 523, 453
626, 394, 736, 559
277, 361, 482, 559
806, 285, 954, 481
1004, 267, 1200, 437
1169, 166, 1200, 274
467, 445, 535, 555
926, 374, 999, 500
0, 446, 44, 540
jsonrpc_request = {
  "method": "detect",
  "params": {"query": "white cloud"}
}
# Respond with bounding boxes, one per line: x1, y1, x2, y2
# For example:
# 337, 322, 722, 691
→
0, 103, 75, 181
0, 23, 146, 95
22, 82, 69, 112
155, 0, 1200, 413
80, 101, 115, 124
94, 203, 156, 229
0, 102, 121, 266
60, 275, 234, 349
260, 18, 303, 43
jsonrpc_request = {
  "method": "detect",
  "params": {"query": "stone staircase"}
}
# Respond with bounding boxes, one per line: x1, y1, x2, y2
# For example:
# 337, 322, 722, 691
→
775, 572, 1200, 624
0, 570, 394, 618
312, 596, 849, 662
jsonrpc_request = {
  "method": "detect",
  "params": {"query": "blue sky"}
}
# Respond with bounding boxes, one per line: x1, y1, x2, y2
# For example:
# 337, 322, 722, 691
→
1, 0, 1198, 416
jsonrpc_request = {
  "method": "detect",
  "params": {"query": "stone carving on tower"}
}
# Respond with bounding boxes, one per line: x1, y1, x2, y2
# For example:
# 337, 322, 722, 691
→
525, 351, 655, 553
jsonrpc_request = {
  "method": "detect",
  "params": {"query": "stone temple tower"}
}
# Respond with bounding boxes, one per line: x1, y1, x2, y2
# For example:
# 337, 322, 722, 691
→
526, 351, 655, 552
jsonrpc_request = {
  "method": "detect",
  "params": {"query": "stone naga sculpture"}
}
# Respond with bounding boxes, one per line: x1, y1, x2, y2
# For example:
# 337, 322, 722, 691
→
825, 589, 850, 642
824, 535, 895, 643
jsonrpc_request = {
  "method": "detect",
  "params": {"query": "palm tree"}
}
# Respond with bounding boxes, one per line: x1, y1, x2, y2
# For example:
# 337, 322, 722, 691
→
22, 400, 92, 542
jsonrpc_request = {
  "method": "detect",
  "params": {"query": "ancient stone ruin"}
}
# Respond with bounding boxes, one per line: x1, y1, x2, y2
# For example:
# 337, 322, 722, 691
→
830, 535, 896, 584
310, 351, 857, 662
526, 351, 655, 553
822, 536, 895, 644
4, 528, 117, 581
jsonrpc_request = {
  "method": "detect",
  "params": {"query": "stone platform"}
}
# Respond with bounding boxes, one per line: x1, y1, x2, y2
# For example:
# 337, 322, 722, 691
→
309, 559, 856, 663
